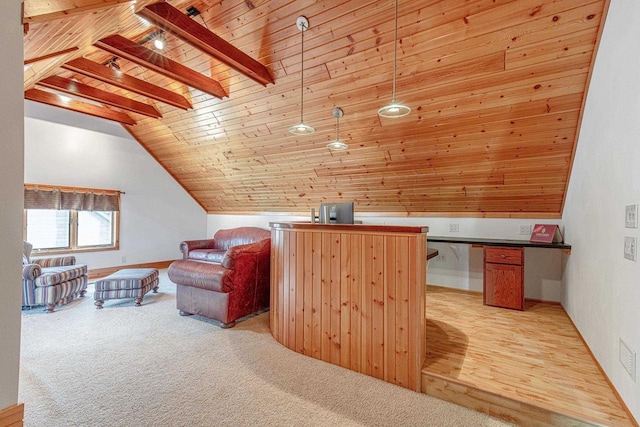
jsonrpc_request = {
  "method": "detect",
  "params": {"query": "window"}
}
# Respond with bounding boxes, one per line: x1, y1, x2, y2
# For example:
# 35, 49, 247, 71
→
24, 184, 120, 254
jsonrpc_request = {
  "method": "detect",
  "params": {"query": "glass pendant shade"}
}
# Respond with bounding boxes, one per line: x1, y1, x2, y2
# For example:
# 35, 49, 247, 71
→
378, 0, 410, 119
378, 101, 411, 118
327, 107, 347, 150
327, 140, 348, 150
289, 16, 315, 135
288, 122, 315, 135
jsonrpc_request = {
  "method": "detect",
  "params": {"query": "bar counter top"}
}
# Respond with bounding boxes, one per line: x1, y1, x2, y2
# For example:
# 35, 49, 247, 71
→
269, 222, 429, 234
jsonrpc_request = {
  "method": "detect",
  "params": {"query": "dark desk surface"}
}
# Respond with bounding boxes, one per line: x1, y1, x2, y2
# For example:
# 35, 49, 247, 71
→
428, 236, 571, 251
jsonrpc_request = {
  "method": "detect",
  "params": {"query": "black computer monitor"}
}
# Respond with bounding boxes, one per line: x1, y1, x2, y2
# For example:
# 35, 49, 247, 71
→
319, 202, 354, 224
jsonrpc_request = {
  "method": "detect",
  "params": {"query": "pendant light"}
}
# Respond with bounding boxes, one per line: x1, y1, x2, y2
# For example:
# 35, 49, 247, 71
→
378, 0, 411, 118
327, 107, 348, 150
289, 16, 315, 135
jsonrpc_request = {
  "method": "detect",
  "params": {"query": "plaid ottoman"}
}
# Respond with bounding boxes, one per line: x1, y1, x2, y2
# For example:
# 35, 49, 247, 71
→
94, 268, 159, 309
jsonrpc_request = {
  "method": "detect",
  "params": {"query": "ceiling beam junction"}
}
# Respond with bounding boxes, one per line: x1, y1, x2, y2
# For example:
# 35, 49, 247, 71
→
25, 88, 136, 126
137, 2, 274, 87
24, 46, 79, 65
38, 75, 162, 118
62, 57, 192, 110
94, 34, 228, 99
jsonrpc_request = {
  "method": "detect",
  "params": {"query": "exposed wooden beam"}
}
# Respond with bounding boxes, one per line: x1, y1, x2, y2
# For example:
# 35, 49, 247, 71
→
38, 75, 162, 118
23, 0, 134, 24
136, 2, 274, 87
25, 88, 136, 126
94, 34, 228, 99
24, 47, 80, 65
62, 57, 192, 110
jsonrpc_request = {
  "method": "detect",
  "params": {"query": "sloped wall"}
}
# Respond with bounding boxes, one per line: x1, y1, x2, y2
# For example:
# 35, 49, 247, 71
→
24, 108, 207, 269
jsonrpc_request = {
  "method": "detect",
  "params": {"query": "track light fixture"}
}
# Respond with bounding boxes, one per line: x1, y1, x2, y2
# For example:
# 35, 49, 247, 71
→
153, 31, 166, 50
327, 107, 347, 151
288, 16, 315, 135
378, 0, 411, 118
107, 57, 120, 71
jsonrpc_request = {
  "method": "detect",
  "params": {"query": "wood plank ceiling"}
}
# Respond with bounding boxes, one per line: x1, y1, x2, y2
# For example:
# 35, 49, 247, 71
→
22, 0, 610, 217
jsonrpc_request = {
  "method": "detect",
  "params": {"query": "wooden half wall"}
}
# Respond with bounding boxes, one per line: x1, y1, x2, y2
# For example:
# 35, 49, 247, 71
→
269, 223, 428, 391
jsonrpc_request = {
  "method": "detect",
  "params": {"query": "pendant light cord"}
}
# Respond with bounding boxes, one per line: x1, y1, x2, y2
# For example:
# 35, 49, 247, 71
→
300, 21, 306, 122
392, 0, 398, 103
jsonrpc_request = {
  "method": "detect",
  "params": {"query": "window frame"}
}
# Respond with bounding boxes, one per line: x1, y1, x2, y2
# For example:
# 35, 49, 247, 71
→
23, 208, 120, 256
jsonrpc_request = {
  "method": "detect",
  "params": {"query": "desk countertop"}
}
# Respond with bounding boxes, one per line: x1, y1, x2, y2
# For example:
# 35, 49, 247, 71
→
428, 236, 571, 251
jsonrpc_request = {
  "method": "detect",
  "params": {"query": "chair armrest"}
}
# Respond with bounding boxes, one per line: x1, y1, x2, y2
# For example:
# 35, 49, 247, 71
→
33, 256, 76, 268
222, 239, 270, 270
179, 239, 216, 259
22, 263, 42, 280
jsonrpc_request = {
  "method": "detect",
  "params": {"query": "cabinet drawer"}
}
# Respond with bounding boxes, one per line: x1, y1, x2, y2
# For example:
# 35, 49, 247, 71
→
484, 246, 523, 265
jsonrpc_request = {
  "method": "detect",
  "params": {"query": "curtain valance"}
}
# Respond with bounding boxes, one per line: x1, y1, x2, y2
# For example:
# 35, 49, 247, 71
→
24, 184, 121, 212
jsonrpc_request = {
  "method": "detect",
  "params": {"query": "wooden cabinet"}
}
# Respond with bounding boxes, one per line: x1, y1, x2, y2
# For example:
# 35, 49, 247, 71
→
483, 246, 524, 310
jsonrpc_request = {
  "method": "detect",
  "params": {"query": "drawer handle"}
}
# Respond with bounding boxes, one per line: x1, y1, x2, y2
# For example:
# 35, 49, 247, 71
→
500, 254, 506, 258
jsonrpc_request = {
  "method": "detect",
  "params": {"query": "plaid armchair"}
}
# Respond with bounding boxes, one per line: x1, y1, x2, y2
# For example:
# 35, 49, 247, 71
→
22, 241, 88, 312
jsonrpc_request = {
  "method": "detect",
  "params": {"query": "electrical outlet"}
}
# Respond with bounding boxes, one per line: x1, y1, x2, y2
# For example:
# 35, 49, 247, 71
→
449, 223, 459, 233
121, 256, 127, 264
620, 338, 637, 381
519, 224, 532, 236
624, 236, 636, 261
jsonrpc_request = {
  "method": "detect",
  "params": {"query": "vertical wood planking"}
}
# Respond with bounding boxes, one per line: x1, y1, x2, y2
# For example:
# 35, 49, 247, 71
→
269, 230, 279, 339
287, 230, 296, 349
384, 235, 397, 385
295, 231, 305, 354
349, 233, 361, 372
371, 234, 385, 380
321, 232, 332, 363
312, 231, 322, 359
330, 233, 342, 365
339, 234, 352, 368
270, 225, 427, 392
361, 234, 373, 376
395, 236, 410, 388
303, 231, 313, 356
407, 235, 421, 390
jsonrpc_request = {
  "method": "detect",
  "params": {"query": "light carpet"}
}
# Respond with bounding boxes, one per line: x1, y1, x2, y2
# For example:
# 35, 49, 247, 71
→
19, 270, 512, 427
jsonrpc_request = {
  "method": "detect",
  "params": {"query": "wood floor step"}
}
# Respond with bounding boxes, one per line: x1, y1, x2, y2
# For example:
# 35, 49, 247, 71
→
421, 286, 635, 426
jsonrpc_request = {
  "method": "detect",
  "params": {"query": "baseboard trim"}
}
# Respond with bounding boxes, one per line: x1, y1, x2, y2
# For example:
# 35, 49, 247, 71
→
88, 260, 174, 279
0, 404, 24, 427
560, 305, 639, 427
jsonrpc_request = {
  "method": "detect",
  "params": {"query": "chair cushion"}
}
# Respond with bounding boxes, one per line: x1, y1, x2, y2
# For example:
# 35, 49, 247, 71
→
168, 260, 228, 293
213, 227, 270, 251
188, 249, 226, 263
34, 265, 88, 287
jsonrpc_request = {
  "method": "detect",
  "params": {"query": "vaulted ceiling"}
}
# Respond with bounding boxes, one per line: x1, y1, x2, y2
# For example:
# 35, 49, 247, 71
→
23, 0, 609, 217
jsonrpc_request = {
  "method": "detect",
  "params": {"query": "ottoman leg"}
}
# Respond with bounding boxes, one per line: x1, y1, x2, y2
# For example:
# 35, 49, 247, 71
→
179, 310, 193, 316
152, 286, 159, 293
95, 300, 104, 309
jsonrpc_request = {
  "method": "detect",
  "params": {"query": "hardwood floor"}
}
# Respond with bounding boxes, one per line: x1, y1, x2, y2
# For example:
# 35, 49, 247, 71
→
422, 286, 635, 426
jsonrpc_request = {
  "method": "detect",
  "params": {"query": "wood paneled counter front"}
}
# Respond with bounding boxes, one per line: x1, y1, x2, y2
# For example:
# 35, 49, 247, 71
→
269, 222, 428, 391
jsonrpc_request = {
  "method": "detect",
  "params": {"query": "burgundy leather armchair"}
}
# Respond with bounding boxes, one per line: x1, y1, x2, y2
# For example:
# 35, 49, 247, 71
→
168, 227, 271, 327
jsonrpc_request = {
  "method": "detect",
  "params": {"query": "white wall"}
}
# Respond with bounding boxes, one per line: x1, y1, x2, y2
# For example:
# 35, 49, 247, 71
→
24, 110, 208, 268
0, 0, 23, 412
563, 0, 640, 420
208, 214, 564, 302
